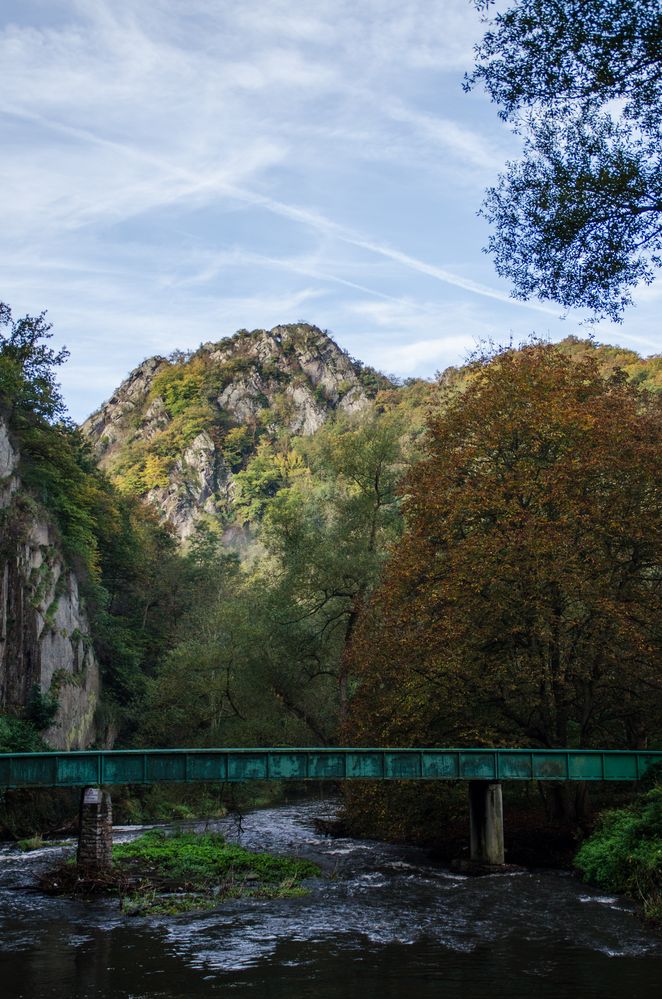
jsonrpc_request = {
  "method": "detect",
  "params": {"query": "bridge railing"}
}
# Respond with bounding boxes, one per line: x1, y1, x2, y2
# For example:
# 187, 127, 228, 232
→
1, 748, 661, 789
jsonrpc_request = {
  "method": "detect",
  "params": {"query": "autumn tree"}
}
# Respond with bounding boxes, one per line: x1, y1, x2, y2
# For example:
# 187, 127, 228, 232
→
466, 0, 662, 319
348, 343, 662, 780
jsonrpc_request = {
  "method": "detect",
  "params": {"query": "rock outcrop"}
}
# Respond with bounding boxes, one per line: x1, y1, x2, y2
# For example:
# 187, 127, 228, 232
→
0, 416, 101, 749
82, 324, 377, 540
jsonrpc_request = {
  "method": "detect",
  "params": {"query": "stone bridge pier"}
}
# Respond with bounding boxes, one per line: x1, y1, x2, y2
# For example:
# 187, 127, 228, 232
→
468, 780, 505, 866
77, 787, 113, 870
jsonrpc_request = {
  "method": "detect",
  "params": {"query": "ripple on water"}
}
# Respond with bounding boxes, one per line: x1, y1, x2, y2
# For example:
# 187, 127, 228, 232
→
579, 895, 620, 905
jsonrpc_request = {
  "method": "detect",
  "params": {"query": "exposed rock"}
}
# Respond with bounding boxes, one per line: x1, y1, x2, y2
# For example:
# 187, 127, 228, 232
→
0, 416, 101, 749
0, 417, 19, 507
0, 418, 18, 479
217, 373, 267, 424
140, 396, 170, 440
81, 324, 378, 541
80, 355, 168, 454
284, 383, 327, 434
146, 430, 226, 540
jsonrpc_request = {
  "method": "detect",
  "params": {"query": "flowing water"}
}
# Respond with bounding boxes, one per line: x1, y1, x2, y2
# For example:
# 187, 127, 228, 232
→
0, 798, 661, 998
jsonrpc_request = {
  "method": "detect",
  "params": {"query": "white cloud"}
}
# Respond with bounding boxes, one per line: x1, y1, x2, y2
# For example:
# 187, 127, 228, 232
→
373, 335, 476, 373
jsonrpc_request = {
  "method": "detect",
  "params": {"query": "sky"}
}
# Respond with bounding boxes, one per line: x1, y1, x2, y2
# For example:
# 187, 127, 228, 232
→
1, 0, 660, 422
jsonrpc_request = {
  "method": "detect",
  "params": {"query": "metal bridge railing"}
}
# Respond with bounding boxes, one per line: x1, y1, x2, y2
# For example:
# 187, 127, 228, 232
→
1, 747, 661, 789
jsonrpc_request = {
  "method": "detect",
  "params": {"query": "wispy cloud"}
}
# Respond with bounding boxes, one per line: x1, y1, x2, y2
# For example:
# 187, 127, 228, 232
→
2, 101, 548, 313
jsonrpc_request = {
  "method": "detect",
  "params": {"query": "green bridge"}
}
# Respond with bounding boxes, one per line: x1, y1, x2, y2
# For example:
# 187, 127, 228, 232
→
1, 747, 661, 788
3, 748, 660, 869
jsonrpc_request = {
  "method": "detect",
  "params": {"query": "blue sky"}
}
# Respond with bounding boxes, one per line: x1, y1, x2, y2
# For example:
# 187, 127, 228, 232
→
2, 0, 660, 421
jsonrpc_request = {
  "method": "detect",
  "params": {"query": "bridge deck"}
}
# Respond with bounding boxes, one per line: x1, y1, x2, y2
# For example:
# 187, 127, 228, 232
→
1, 748, 661, 789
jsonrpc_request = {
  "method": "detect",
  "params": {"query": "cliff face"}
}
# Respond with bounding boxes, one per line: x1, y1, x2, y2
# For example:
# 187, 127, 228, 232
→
0, 417, 100, 749
82, 324, 375, 540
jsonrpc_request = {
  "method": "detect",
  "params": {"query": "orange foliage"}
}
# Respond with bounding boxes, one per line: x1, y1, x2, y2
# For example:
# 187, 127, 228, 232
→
347, 342, 662, 751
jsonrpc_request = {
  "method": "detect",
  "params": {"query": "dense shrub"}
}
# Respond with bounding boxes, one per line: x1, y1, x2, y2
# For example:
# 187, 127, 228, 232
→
575, 786, 662, 922
0, 714, 47, 754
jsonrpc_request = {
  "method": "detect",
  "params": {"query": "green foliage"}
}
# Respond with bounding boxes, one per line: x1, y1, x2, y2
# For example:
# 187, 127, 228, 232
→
43, 828, 318, 915
113, 401, 215, 495
349, 357, 394, 397
467, 0, 661, 319
234, 440, 308, 522
221, 425, 254, 471
0, 714, 48, 754
150, 361, 205, 418
575, 787, 662, 921
142, 410, 415, 748
26, 684, 59, 731
109, 353, 224, 496
113, 829, 319, 883
18, 424, 107, 578
16, 835, 46, 851
0, 303, 68, 422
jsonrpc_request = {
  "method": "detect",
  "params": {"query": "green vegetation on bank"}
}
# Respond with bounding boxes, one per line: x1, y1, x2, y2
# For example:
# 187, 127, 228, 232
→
114, 829, 319, 883
0, 714, 48, 754
575, 782, 662, 923
42, 829, 321, 916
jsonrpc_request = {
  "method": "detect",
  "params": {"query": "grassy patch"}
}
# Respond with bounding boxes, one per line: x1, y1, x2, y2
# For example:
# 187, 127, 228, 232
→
40, 829, 320, 916
113, 829, 319, 884
16, 835, 45, 852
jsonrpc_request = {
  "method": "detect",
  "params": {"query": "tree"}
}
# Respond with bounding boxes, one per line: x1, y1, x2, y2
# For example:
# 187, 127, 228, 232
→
0, 302, 69, 421
261, 412, 409, 726
466, 1, 662, 320
348, 342, 662, 816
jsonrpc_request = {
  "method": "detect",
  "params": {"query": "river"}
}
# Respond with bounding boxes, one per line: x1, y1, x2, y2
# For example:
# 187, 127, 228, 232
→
0, 797, 660, 998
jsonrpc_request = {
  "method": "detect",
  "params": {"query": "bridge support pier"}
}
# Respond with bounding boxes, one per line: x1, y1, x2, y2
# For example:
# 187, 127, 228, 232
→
469, 780, 504, 865
77, 787, 113, 870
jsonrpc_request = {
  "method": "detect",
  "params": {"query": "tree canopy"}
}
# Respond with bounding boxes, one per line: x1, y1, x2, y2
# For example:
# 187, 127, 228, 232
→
348, 342, 662, 758
0, 303, 68, 422
142, 411, 413, 747
466, 0, 662, 320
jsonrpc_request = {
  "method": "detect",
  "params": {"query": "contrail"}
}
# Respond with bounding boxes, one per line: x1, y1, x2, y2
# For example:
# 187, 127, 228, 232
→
3, 105, 557, 315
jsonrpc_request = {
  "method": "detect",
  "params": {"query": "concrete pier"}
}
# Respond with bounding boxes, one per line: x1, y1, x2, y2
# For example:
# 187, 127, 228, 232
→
77, 787, 113, 870
469, 780, 505, 865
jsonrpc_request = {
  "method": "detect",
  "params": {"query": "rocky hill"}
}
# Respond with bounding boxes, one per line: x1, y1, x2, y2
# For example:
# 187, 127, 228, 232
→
82, 324, 384, 540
